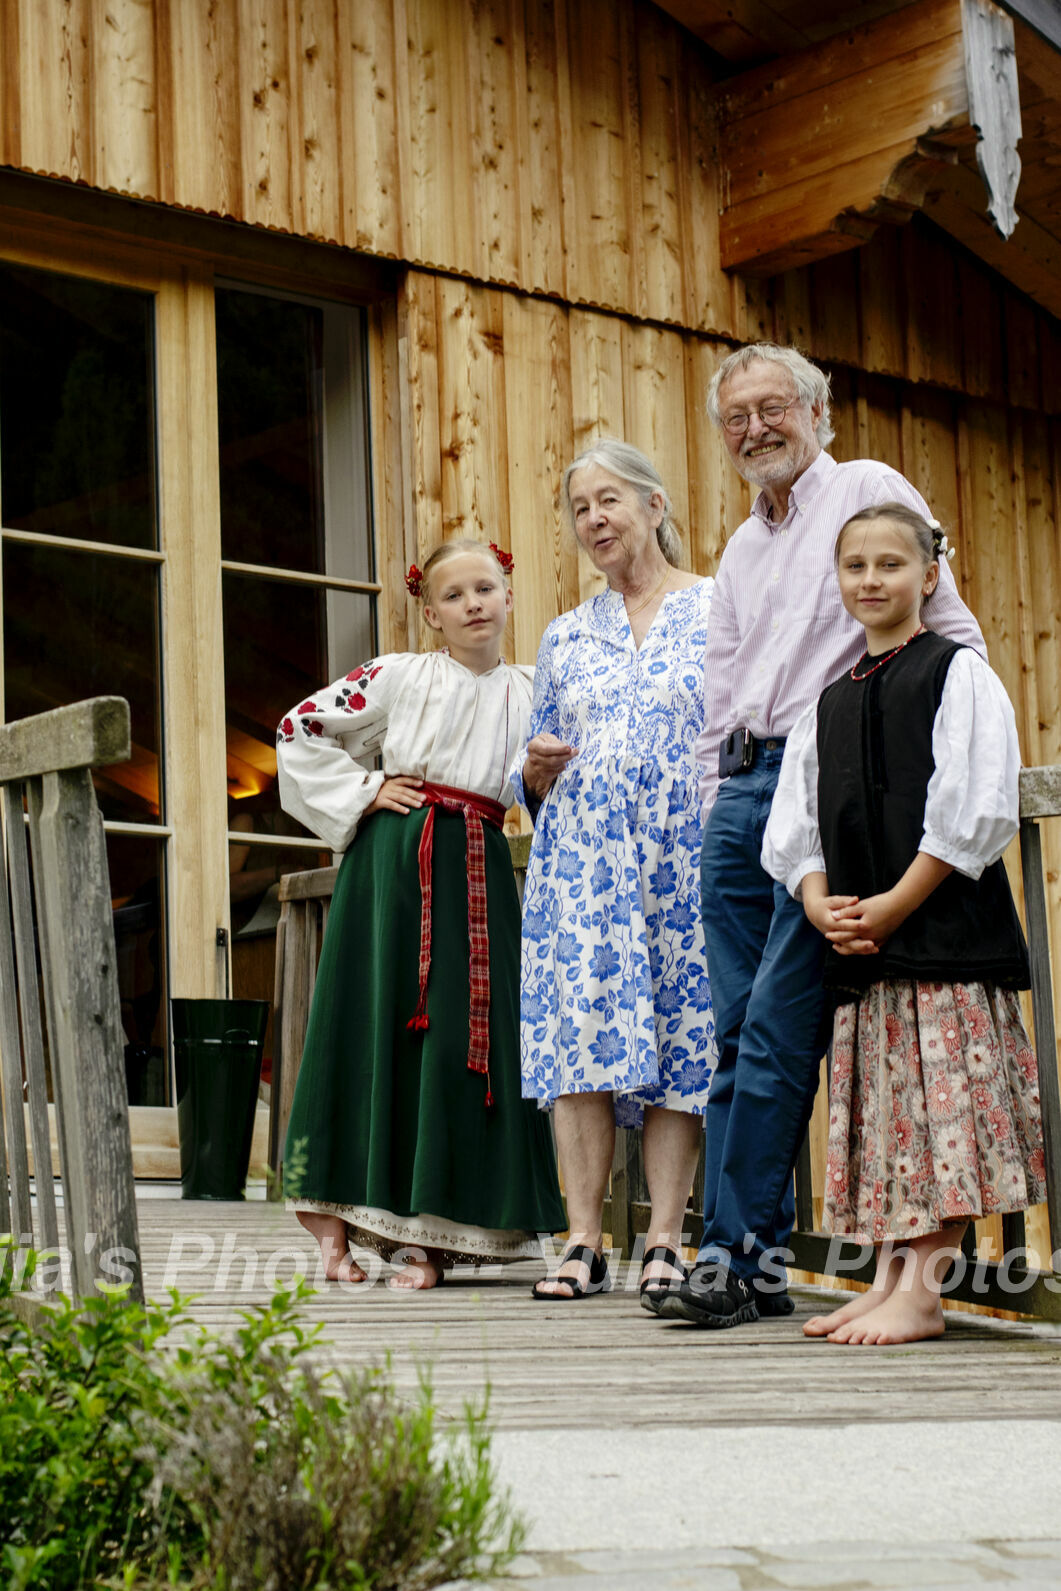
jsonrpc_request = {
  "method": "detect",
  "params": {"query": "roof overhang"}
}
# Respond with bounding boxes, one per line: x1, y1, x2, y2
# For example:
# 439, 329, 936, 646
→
659, 0, 1061, 318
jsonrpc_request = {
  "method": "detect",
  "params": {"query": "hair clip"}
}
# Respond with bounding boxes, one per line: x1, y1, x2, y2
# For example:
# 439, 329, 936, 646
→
928, 522, 957, 562
489, 542, 515, 575
405, 563, 424, 597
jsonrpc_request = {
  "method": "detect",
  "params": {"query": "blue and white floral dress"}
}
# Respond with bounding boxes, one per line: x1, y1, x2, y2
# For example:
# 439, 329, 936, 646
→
511, 581, 716, 1127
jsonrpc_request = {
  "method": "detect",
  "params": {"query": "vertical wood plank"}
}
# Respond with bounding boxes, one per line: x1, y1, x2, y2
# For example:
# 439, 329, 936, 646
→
17, 0, 91, 182
0, 806, 31, 1239
402, 269, 444, 567
857, 228, 905, 378
90, 0, 158, 198
956, 250, 1004, 399
3, 786, 59, 1255
157, 270, 231, 996
502, 293, 576, 664
470, 0, 522, 288
568, 307, 624, 601
807, 251, 861, 369
238, 0, 293, 230
519, 0, 566, 299
677, 33, 734, 337
33, 768, 142, 1302
341, 0, 401, 254
620, 322, 690, 562
632, 2, 683, 326
160, 0, 242, 215
902, 221, 962, 389
559, 0, 630, 311
367, 297, 414, 653
0, 0, 21, 169
1004, 290, 1042, 413
684, 337, 750, 578
293, 0, 342, 243
899, 383, 961, 540
435, 277, 509, 546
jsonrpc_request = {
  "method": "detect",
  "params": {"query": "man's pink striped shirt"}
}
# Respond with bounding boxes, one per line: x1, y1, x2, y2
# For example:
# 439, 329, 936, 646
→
694, 451, 987, 816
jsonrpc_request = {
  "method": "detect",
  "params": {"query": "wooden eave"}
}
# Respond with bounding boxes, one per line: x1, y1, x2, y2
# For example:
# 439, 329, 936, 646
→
704, 0, 1061, 318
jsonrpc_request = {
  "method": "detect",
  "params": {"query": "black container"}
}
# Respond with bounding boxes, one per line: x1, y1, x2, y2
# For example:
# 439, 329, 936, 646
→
172, 998, 269, 1200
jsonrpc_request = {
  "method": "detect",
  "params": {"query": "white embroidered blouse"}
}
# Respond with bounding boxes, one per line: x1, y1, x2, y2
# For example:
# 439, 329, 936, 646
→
276, 651, 535, 853
762, 648, 1023, 899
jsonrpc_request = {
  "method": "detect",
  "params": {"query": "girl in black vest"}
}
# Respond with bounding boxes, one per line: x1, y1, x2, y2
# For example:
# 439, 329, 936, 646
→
763, 502, 1045, 1344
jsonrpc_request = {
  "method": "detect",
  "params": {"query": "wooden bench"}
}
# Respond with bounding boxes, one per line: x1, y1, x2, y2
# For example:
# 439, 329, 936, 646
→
0, 697, 142, 1314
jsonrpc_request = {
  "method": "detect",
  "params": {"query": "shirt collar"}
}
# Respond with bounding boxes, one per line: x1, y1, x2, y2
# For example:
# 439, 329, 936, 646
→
751, 450, 836, 528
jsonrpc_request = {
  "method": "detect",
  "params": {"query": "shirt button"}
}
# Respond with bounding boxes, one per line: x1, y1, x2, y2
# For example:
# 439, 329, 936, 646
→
772, 570, 780, 582
772, 620, 779, 631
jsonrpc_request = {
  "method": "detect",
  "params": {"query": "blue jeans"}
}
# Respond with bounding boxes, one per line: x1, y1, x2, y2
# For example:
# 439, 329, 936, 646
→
698, 752, 829, 1285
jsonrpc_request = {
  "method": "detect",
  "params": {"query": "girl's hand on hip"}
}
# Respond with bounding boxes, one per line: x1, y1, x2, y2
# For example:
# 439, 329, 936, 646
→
522, 733, 577, 799
367, 776, 426, 816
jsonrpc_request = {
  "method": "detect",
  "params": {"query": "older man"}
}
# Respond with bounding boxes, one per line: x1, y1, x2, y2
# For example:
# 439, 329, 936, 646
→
662, 343, 986, 1329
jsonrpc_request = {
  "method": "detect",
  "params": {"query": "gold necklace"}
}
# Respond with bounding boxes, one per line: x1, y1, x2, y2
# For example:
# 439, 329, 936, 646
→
623, 570, 669, 621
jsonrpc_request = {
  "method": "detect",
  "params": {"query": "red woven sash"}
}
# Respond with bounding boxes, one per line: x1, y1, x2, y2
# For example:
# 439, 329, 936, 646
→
406, 781, 506, 1106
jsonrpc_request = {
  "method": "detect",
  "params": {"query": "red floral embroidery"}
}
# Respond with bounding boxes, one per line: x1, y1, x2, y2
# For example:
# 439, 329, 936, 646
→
349, 692, 366, 711
277, 717, 295, 744
297, 700, 318, 714
346, 666, 365, 682
303, 719, 324, 737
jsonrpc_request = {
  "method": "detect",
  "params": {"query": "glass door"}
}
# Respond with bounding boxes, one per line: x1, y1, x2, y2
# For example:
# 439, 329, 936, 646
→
0, 262, 169, 1105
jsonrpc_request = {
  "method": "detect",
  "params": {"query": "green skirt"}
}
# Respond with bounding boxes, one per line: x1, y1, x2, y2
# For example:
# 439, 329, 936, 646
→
284, 805, 565, 1259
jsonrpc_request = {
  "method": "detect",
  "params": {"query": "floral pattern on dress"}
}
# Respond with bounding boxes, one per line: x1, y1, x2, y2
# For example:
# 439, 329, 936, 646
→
513, 582, 716, 1126
825, 979, 1046, 1243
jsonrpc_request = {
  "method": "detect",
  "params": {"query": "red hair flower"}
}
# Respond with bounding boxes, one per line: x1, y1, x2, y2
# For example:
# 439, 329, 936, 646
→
405, 564, 424, 598
489, 542, 515, 575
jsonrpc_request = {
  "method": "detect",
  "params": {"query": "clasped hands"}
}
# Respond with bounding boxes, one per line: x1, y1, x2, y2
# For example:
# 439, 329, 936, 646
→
802, 885, 906, 956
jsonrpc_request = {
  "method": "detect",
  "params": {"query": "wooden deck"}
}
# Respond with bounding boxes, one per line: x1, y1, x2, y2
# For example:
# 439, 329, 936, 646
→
126, 1194, 1061, 1432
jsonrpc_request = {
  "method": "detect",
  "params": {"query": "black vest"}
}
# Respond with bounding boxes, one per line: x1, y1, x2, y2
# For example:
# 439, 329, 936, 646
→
815, 630, 1029, 994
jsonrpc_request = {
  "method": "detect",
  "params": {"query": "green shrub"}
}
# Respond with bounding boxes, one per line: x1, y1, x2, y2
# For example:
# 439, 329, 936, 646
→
0, 1243, 523, 1589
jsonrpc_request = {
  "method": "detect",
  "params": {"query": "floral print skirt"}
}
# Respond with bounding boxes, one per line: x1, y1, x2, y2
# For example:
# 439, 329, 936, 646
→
824, 979, 1046, 1244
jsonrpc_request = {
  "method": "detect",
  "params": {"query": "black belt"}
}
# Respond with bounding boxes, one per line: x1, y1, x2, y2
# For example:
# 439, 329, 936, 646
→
718, 729, 787, 778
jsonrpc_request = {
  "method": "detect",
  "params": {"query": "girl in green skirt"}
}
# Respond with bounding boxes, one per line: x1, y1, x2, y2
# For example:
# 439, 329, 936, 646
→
276, 541, 565, 1289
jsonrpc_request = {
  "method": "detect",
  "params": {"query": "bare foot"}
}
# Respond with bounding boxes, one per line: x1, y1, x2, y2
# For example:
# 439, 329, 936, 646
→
388, 1258, 444, 1290
323, 1252, 367, 1283
826, 1290, 945, 1345
804, 1287, 893, 1337
297, 1211, 366, 1284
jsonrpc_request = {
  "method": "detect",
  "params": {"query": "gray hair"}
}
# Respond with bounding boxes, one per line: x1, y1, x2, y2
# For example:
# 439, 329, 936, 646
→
562, 438, 682, 566
706, 343, 835, 448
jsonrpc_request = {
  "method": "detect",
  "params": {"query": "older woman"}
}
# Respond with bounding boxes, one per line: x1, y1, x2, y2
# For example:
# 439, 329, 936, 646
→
511, 439, 715, 1308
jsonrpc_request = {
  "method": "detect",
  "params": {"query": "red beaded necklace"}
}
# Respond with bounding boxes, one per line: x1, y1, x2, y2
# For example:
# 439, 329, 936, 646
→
850, 624, 925, 682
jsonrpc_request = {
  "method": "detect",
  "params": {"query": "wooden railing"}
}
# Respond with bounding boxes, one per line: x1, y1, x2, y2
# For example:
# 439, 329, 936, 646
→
270, 783, 1061, 1318
0, 697, 142, 1313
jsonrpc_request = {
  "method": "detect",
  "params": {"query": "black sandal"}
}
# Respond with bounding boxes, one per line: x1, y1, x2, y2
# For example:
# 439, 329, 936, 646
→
530, 1244, 611, 1301
639, 1244, 687, 1316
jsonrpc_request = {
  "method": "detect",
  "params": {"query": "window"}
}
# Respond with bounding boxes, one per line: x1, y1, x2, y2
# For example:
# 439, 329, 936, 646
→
0, 263, 167, 1104
215, 284, 378, 1027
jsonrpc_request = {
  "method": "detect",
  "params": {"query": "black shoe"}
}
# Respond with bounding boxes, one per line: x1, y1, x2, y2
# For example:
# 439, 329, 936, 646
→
754, 1288, 795, 1318
658, 1262, 760, 1328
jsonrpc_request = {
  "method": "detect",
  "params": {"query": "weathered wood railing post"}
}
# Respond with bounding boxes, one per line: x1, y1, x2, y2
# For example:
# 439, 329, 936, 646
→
0, 696, 142, 1310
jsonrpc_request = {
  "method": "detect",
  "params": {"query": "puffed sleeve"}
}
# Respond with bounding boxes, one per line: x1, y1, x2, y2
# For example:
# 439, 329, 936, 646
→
920, 650, 1021, 878
761, 701, 827, 898
509, 624, 563, 814
275, 658, 398, 852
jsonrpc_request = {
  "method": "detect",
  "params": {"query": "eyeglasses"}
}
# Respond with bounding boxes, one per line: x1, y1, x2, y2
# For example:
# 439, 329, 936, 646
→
721, 402, 792, 436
